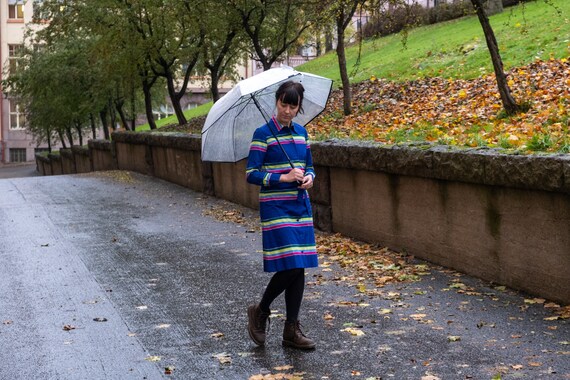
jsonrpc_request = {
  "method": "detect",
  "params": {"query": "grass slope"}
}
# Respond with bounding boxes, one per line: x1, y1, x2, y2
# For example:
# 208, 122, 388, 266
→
299, 0, 569, 84
139, 0, 569, 144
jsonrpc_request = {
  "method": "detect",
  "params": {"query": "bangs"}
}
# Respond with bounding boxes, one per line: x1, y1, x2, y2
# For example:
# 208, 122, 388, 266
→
278, 87, 301, 106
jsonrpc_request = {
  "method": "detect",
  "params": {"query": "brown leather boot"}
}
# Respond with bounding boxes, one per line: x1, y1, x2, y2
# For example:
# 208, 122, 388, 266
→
282, 320, 315, 350
247, 304, 270, 346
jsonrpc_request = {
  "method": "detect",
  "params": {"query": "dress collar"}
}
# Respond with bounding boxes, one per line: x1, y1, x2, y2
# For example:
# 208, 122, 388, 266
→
271, 115, 296, 133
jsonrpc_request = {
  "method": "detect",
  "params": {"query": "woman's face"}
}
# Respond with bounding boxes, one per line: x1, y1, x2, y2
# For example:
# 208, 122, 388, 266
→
275, 98, 300, 126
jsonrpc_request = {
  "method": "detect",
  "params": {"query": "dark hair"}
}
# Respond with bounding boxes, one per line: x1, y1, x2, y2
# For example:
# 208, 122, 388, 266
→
275, 81, 304, 114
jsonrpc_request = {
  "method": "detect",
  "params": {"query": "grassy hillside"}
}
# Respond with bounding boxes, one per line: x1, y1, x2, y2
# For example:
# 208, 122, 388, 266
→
299, 0, 569, 84
141, 0, 569, 153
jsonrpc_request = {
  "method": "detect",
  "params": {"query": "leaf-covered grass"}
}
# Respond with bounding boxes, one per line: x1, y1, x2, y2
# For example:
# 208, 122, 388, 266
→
136, 0, 570, 154
309, 59, 570, 153
298, 0, 570, 84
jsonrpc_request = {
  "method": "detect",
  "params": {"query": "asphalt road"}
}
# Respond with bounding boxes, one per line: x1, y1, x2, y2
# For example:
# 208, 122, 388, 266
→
0, 171, 568, 380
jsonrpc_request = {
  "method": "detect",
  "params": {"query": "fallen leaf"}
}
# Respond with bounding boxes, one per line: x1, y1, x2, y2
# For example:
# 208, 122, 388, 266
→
145, 356, 161, 362
155, 324, 171, 329
213, 352, 232, 365
211, 332, 225, 339
274, 365, 294, 371
341, 327, 365, 336
447, 336, 461, 342
63, 325, 76, 331
524, 298, 545, 304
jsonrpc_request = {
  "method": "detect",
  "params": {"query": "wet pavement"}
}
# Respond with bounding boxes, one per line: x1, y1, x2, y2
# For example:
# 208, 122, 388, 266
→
0, 162, 39, 179
0, 171, 568, 380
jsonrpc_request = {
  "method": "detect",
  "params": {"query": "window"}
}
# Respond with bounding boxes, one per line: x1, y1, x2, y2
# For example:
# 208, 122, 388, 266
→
153, 104, 174, 120
8, 0, 24, 20
8, 44, 23, 74
9, 148, 27, 163
9, 101, 26, 130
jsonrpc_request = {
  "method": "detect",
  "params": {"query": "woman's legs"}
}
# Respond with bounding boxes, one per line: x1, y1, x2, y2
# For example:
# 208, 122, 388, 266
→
249, 267, 314, 349
259, 268, 304, 321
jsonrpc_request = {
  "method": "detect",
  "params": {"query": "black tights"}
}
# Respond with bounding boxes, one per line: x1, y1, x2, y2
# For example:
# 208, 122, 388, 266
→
259, 268, 305, 322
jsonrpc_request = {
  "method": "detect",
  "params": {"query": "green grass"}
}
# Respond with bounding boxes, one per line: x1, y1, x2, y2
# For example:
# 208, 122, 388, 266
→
136, 101, 212, 131
139, 0, 569, 130
298, 0, 570, 85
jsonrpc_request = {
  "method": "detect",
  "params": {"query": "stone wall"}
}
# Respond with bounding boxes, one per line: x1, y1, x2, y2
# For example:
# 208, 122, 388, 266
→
89, 140, 117, 171
34, 132, 570, 304
310, 140, 570, 304
60, 149, 76, 174
47, 153, 63, 175
72, 145, 92, 173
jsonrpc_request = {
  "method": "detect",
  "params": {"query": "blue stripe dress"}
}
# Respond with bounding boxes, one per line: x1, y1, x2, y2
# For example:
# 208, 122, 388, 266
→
246, 116, 318, 272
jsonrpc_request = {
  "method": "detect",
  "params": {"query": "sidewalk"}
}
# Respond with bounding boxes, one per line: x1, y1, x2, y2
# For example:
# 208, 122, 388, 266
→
0, 171, 568, 379
0, 161, 38, 178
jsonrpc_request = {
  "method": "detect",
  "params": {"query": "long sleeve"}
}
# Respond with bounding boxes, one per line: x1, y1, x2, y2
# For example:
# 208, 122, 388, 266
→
304, 131, 316, 181
246, 127, 282, 187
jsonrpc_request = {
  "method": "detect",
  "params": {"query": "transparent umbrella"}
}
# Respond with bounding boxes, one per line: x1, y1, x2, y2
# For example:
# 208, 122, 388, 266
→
201, 66, 333, 164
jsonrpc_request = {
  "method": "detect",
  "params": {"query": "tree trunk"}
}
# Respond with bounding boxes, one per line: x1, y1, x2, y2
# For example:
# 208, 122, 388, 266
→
336, 10, 352, 116
210, 72, 221, 103
75, 122, 83, 146
47, 128, 53, 152
115, 99, 130, 130
109, 100, 117, 131
471, 0, 520, 115
130, 85, 137, 131
90, 114, 97, 139
166, 71, 187, 125
325, 28, 333, 53
58, 130, 67, 149
142, 79, 158, 130
65, 127, 74, 147
100, 109, 110, 140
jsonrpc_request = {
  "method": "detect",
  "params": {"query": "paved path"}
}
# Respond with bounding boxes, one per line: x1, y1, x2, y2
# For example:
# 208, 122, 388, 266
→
0, 162, 39, 179
0, 172, 568, 379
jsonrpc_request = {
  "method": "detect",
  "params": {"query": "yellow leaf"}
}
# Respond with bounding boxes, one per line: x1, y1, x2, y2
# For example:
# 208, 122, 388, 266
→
274, 365, 294, 371
544, 316, 560, 321
341, 327, 365, 336
145, 356, 161, 362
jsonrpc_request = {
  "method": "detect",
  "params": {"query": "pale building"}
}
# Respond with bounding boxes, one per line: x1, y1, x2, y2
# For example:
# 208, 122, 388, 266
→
0, 0, 51, 163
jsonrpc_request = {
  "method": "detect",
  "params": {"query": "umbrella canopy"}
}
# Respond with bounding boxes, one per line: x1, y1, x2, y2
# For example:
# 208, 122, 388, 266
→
201, 66, 332, 162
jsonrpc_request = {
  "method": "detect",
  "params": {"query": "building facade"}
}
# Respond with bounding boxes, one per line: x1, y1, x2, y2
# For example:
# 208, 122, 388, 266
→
0, 0, 46, 163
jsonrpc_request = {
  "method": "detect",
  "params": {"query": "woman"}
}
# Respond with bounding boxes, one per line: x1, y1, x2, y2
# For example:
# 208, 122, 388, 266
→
245, 81, 317, 350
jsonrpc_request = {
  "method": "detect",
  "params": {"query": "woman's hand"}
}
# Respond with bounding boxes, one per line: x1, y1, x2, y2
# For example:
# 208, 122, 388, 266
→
298, 174, 314, 190
280, 168, 313, 189
280, 168, 305, 183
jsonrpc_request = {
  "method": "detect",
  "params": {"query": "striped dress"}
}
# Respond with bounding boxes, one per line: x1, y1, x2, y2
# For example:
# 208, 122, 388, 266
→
246, 116, 318, 273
